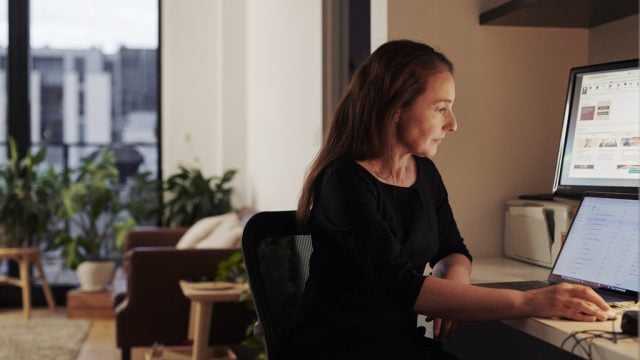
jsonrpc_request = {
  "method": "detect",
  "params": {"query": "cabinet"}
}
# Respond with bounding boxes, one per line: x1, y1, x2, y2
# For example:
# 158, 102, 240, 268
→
480, 0, 638, 28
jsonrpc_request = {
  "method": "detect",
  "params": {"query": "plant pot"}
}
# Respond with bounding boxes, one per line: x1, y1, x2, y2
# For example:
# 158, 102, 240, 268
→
76, 261, 116, 292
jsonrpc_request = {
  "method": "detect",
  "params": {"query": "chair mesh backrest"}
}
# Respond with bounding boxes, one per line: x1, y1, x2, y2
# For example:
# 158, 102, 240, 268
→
242, 211, 313, 359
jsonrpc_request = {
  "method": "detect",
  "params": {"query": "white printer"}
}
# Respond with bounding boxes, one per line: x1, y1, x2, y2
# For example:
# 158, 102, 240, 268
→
503, 198, 578, 268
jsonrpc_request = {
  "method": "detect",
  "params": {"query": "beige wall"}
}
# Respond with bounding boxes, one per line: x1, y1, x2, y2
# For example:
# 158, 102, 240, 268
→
162, 0, 251, 207
246, 0, 322, 211
161, 0, 322, 210
388, 0, 589, 256
162, 0, 221, 178
589, 14, 639, 64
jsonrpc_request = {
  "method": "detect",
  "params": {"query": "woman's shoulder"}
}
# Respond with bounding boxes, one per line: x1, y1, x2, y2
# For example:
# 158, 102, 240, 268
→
414, 155, 439, 175
319, 158, 377, 190
324, 158, 367, 177
414, 155, 435, 167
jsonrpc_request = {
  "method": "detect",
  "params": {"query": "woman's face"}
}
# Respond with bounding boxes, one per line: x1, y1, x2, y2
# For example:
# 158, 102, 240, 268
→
396, 71, 457, 158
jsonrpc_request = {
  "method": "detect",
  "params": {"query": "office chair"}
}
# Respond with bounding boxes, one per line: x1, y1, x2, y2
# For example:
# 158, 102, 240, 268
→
241, 211, 313, 359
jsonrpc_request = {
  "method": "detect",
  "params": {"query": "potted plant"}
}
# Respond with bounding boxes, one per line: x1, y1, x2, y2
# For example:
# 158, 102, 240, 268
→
163, 166, 236, 227
0, 139, 63, 248
126, 170, 162, 226
52, 149, 135, 291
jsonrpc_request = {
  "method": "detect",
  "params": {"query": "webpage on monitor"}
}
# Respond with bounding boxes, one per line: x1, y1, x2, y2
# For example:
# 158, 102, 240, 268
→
567, 69, 640, 181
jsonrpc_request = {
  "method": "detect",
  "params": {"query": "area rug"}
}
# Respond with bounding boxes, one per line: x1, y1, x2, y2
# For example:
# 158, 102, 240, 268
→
0, 314, 91, 360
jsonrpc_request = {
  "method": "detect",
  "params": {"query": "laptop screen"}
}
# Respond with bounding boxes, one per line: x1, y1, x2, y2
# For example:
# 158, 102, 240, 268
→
549, 193, 639, 296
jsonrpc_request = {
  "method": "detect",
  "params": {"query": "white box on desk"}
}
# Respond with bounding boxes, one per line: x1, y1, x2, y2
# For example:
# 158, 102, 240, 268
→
504, 199, 578, 268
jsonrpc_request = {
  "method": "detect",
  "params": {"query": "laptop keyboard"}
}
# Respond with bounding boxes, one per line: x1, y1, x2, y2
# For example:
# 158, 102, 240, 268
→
476, 280, 550, 291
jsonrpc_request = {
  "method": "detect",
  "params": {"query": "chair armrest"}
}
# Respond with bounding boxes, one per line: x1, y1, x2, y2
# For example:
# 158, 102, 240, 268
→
124, 227, 189, 251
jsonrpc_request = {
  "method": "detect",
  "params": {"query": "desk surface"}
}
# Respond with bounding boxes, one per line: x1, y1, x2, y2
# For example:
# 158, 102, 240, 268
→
468, 257, 639, 360
471, 256, 549, 283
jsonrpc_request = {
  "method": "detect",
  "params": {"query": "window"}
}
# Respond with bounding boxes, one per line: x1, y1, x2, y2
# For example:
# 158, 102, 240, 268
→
0, 1, 160, 287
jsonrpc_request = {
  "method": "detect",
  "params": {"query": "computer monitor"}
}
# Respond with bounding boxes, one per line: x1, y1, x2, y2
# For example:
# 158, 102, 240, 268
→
553, 59, 640, 198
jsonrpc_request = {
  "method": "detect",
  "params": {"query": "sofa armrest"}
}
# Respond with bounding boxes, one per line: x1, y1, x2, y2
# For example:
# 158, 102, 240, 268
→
116, 247, 252, 348
124, 227, 189, 251
124, 247, 238, 297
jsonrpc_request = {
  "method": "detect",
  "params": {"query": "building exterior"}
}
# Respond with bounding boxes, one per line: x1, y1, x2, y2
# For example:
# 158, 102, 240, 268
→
0, 46, 158, 177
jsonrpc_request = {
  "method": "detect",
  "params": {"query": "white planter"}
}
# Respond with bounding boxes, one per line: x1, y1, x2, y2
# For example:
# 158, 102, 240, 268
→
76, 261, 116, 292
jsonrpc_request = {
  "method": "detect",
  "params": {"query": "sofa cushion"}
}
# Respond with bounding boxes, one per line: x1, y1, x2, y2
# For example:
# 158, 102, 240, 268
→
175, 213, 235, 249
196, 226, 242, 249
195, 214, 243, 249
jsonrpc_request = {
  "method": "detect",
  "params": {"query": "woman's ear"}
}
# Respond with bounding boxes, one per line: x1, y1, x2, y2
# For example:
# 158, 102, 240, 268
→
393, 109, 401, 124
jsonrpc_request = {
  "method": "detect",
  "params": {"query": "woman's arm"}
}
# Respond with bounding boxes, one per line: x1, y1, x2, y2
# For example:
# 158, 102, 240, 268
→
413, 276, 610, 322
429, 253, 472, 340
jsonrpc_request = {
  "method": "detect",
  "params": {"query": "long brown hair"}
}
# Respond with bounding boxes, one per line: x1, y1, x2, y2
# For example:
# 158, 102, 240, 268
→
297, 40, 453, 226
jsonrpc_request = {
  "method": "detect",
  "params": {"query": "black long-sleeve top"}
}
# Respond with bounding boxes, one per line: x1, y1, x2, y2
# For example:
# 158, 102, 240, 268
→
287, 156, 472, 357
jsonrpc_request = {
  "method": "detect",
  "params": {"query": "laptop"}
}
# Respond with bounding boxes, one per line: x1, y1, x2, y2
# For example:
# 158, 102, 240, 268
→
479, 192, 639, 304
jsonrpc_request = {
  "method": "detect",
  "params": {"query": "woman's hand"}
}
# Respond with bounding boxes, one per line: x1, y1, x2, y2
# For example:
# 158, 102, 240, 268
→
427, 316, 460, 342
525, 283, 609, 321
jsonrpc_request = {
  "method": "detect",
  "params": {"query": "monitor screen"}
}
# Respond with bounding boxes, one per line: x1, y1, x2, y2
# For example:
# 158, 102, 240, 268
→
553, 59, 640, 198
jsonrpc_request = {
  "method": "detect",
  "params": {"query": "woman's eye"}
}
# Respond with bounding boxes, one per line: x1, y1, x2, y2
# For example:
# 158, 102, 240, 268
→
437, 108, 447, 113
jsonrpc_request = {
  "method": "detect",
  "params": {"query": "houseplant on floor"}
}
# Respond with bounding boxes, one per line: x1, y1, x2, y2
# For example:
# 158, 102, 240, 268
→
0, 139, 64, 248
52, 149, 135, 291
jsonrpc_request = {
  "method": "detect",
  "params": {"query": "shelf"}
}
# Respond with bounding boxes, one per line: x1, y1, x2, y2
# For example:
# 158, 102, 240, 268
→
480, 0, 638, 28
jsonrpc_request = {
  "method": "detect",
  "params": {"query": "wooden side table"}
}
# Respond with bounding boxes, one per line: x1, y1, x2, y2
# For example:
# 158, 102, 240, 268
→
179, 280, 249, 360
0, 248, 56, 319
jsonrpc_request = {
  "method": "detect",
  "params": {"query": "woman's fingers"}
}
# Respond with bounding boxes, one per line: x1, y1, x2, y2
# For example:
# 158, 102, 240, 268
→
441, 320, 459, 341
561, 284, 609, 318
532, 283, 610, 321
439, 319, 452, 340
433, 318, 442, 338
432, 318, 461, 341
579, 286, 609, 311
561, 300, 607, 321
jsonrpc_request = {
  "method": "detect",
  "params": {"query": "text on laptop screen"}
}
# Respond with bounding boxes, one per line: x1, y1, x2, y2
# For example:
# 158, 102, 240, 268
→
554, 60, 640, 197
552, 196, 639, 292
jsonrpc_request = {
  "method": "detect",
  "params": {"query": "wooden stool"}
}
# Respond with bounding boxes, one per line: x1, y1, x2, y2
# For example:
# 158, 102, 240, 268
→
0, 248, 56, 319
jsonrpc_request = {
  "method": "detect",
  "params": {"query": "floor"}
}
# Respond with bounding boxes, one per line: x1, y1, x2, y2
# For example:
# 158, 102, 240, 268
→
2, 307, 257, 360
76, 315, 126, 360
78, 320, 151, 360
2, 308, 146, 360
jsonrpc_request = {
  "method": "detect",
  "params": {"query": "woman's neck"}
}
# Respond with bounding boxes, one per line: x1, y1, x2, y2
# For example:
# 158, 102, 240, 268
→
357, 154, 416, 187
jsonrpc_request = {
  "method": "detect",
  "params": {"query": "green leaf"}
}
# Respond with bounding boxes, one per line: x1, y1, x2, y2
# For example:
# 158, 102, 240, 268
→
114, 218, 137, 252
220, 169, 237, 184
162, 166, 237, 226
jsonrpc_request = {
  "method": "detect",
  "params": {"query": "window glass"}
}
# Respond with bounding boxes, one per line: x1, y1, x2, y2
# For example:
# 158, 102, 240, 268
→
30, 0, 158, 177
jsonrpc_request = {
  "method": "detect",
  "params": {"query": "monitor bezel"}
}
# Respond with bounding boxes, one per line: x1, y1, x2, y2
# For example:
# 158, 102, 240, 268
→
552, 59, 640, 199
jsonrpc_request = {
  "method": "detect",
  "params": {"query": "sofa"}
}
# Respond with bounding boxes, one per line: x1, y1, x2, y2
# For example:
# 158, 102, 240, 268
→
114, 226, 254, 360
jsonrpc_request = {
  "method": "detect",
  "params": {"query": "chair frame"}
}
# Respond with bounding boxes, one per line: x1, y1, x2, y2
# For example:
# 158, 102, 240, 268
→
242, 210, 310, 359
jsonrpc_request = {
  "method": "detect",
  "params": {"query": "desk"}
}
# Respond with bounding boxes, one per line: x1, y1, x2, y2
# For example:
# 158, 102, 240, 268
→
179, 281, 248, 360
442, 257, 638, 360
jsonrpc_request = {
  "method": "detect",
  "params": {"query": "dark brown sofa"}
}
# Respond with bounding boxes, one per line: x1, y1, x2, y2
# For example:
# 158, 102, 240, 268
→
114, 228, 254, 360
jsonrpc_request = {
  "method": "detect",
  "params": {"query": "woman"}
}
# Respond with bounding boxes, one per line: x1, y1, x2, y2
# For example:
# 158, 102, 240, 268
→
290, 40, 608, 359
